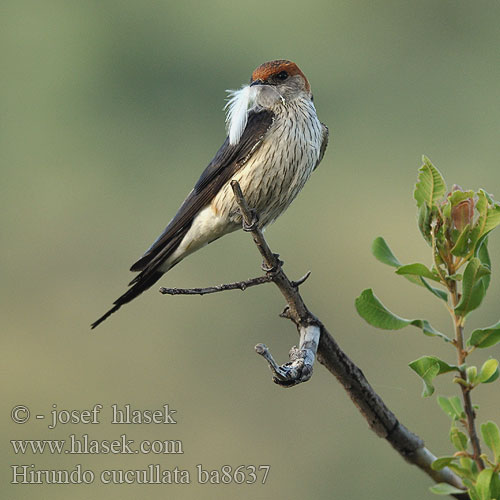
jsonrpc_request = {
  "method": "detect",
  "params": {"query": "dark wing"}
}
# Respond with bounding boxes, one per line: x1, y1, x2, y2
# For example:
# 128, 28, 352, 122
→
313, 123, 329, 171
130, 108, 274, 272
91, 108, 274, 329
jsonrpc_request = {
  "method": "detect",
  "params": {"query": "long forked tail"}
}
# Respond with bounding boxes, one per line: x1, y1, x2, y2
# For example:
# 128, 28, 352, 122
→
91, 270, 163, 329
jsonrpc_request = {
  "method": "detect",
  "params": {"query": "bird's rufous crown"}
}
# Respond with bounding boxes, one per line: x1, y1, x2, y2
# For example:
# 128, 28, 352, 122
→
251, 60, 310, 92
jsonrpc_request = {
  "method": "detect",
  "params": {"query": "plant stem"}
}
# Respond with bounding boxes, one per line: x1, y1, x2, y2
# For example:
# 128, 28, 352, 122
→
431, 225, 448, 285
449, 282, 485, 471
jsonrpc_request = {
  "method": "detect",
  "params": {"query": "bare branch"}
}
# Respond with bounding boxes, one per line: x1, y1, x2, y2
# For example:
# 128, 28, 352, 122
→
156, 180, 467, 496
230, 180, 311, 323
158, 271, 311, 297
159, 275, 273, 296
229, 180, 468, 498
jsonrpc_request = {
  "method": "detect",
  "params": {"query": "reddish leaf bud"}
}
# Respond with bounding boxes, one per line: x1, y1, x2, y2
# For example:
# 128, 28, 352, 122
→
452, 198, 474, 231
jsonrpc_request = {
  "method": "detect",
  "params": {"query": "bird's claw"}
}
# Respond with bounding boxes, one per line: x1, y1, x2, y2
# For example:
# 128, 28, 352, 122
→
242, 209, 259, 232
262, 253, 283, 274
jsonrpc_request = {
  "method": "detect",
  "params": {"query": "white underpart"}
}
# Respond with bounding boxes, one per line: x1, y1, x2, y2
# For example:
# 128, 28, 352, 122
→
224, 85, 257, 145
161, 205, 232, 272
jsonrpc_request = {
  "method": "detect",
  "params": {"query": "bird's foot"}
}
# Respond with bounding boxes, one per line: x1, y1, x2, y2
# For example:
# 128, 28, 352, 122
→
242, 209, 259, 232
262, 253, 283, 274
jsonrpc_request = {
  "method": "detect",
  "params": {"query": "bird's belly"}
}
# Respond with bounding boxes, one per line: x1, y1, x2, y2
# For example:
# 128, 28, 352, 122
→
161, 204, 236, 271
212, 128, 322, 227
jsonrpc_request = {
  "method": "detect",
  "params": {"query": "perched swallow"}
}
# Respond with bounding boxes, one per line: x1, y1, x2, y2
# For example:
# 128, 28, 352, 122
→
92, 60, 328, 328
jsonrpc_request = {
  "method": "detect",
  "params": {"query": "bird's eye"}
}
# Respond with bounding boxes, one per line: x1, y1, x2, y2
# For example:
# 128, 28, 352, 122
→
276, 71, 289, 80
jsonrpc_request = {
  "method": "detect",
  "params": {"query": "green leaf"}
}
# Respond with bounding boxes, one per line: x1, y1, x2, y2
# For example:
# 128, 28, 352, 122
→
450, 426, 468, 451
371, 237, 401, 267
468, 321, 500, 348
490, 472, 500, 499
355, 289, 413, 330
413, 319, 450, 340
484, 202, 500, 234
437, 396, 455, 419
429, 483, 466, 495
414, 156, 447, 209
449, 189, 475, 206
438, 395, 465, 420
409, 358, 440, 397
455, 258, 491, 317
471, 190, 489, 248
468, 486, 481, 500
460, 457, 477, 478
451, 223, 471, 257
420, 277, 449, 301
477, 237, 490, 261
466, 366, 478, 385
479, 359, 499, 384
396, 265, 448, 301
396, 263, 442, 282
476, 468, 494, 500
449, 396, 465, 419
481, 421, 500, 463
355, 289, 451, 341
471, 190, 500, 253
483, 368, 499, 384
476, 237, 491, 295
409, 357, 456, 397
443, 195, 452, 218
418, 202, 433, 245
370, 238, 446, 299
463, 478, 476, 490
370, 238, 448, 301
431, 456, 457, 471
448, 462, 476, 479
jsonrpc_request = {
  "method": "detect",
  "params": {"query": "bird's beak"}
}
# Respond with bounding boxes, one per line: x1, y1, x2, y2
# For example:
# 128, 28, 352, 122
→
250, 79, 265, 87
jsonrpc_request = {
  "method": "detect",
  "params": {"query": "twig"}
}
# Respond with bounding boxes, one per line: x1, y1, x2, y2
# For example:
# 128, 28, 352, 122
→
290, 271, 312, 288
158, 271, 311, 297
159, 275, 273, 295
450, 282, 485, 471
229, 180, 468, 498
230, 181, 310, 322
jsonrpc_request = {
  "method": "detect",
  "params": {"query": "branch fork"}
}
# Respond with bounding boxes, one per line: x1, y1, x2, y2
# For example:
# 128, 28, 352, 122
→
159, 180, 468, 497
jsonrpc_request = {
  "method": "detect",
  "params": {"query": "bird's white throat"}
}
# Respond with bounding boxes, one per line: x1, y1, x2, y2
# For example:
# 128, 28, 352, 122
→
224, 85, 257, 146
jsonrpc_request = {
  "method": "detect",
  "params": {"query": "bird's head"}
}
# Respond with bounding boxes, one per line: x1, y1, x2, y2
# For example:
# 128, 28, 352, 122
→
250, 60, 311, 102
225, 60, 311, 145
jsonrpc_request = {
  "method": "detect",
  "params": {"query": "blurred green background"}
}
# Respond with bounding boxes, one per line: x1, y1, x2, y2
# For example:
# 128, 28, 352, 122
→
2, 0, 499, 498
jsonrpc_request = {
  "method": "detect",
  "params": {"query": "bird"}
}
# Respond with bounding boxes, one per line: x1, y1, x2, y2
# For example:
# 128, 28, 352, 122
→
91, 59, 329, 329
